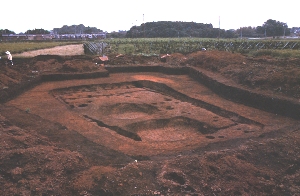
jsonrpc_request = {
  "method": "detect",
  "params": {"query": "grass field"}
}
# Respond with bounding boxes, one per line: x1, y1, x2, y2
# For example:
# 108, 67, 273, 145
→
101, 38, 300, 58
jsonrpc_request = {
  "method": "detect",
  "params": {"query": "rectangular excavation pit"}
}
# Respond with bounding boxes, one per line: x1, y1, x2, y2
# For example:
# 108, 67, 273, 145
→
51, 81, 264, 144
7, 72, 297, 156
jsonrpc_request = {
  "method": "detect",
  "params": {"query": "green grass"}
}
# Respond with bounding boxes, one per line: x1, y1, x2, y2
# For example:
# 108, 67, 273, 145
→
247, 49, 300, 59
0, 41, 82, 55
101, 38, 300, 57
104, 38, 218, 55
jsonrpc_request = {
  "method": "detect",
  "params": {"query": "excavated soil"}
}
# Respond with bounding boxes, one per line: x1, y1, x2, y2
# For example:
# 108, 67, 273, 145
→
0, 50, 300, 195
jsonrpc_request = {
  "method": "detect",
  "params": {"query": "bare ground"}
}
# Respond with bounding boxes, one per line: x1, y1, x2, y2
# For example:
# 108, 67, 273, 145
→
14, 44, 84, 57
0, 45, 300, 195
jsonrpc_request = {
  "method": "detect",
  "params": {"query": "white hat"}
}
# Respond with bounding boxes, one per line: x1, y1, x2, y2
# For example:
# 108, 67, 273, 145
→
5, 51, 10, 54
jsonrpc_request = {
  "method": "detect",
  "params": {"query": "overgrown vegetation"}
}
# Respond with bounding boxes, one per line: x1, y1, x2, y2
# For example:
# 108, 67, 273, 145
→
84, 38, 300, 59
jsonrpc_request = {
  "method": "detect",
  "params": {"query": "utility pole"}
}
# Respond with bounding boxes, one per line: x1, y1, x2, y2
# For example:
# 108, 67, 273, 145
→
265, 28, 267, 37
143, 14, 145, 38
132, 23, 134, 38
218, 16, 220, 40
135, 20, 137, 38
240, 27, 242, 39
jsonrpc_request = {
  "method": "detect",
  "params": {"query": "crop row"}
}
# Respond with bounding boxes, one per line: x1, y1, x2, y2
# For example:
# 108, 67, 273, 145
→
84, 38, 300, 56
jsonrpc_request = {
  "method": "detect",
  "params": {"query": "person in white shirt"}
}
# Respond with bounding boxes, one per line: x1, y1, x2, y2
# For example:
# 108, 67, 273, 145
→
5, 51, 13, 65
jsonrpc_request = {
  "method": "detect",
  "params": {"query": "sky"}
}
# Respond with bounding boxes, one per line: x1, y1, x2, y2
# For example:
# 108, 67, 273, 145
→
2, 0, 299, 34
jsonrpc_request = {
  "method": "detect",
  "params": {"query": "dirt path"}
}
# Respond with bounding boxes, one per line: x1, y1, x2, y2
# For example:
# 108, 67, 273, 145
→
14, 44, 84, 57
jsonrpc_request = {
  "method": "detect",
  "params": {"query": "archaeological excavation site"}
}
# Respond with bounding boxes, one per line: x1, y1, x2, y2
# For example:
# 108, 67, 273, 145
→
0, 49, 300, 195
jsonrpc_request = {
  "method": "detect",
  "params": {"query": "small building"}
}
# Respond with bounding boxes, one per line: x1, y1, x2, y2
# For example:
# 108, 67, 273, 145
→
1, 34, 28, 41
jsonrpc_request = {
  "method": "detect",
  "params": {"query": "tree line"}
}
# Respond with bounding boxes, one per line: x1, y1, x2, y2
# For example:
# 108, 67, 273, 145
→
0, 19, 294, 38
0, 24, 103, 35
125, 19, 291, 38
52, 24, 103, 34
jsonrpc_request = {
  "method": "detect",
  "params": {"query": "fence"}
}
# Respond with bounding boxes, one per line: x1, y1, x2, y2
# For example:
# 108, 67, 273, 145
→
83, 42, 108, 55
83, 39, 300, 55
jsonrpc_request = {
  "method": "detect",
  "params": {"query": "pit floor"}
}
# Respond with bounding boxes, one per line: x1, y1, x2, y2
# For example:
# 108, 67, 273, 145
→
6, 72, 297, 156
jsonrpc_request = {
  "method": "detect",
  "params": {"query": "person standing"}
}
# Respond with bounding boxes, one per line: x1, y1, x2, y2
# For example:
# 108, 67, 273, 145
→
5, 51, 13, 65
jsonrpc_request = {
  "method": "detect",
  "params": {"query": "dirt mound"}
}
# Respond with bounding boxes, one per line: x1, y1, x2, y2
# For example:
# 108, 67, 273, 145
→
182, 51, 300, 99
184, 50, 246, 70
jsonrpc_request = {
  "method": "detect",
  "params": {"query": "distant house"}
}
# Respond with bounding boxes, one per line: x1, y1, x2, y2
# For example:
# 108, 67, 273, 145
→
291, 27, 300, 36
35, 35, 44, 40
1, 34, 55, 41
51, 33, 106, 40
294, 29, 300, 36
1, 33, 105, 41
1, 34, 28, 41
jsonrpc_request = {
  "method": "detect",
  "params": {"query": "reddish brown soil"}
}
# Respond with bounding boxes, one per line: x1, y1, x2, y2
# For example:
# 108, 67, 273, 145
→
0, 51, 300, 195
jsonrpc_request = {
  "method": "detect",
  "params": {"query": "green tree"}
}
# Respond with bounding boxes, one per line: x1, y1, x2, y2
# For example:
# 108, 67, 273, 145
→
256, 19, 290, 37
83, 26, 99, 34
25, 28, 50, 34
108, 31, 126, 38
236, 26, 257, 38
126, 21, 222, 38
224, 29, 238, 38
0, 29, 15, 35
53, 24, 103, 34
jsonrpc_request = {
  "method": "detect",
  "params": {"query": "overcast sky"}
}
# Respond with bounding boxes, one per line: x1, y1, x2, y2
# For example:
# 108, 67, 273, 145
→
2, 0, 299, 34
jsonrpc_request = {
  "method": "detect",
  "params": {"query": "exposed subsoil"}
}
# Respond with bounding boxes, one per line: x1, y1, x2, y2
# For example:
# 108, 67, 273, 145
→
0, 50, 300, 195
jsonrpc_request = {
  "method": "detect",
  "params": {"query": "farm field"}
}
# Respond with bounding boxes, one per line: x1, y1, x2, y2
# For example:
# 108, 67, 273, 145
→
0, 43, 300, 195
